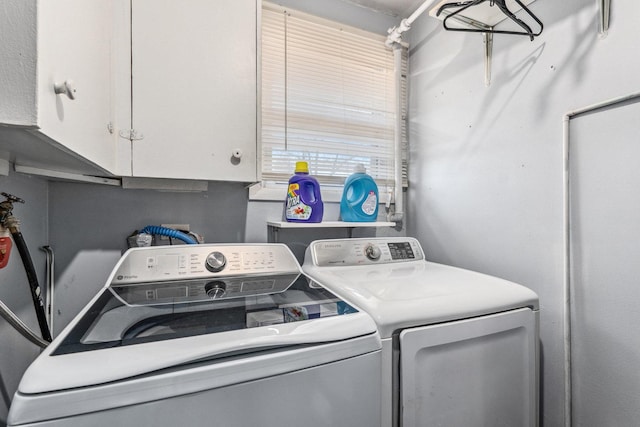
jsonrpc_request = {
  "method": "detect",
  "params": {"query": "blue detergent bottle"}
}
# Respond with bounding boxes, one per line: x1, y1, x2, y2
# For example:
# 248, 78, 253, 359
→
285, 161, 324, 223
340, 164, 379, 222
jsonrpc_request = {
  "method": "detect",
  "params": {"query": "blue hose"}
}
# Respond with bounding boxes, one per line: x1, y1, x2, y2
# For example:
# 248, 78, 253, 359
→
140, 225, 198, 244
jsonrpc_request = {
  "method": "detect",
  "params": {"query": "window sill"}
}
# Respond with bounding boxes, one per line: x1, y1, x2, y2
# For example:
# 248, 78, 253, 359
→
248, 182, 393, 204
267, 220, 396, 229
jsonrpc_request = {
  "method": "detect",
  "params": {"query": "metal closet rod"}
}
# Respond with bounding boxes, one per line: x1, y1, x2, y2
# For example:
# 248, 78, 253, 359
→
386, 0, 538, 47
387, 0, 611, 47
384, 1, 521, 87
386, 0, 440, 47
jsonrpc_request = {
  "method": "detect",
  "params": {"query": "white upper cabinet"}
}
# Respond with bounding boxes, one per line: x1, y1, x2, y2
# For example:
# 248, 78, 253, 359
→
119, 0, 258, 182
0, 0, 118, 176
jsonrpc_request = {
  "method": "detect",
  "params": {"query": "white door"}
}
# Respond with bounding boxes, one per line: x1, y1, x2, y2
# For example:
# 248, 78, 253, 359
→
130, 0, 257, 181
569, 99, 640, 427
400, 308, 538, 427
38, 0, 117, 172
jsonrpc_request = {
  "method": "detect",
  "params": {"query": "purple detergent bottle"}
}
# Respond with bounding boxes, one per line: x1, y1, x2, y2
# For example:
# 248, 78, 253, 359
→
285, 161, 324, 223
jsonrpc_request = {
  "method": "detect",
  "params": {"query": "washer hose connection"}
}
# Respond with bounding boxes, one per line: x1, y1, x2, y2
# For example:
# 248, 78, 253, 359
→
140, 225, 198, 245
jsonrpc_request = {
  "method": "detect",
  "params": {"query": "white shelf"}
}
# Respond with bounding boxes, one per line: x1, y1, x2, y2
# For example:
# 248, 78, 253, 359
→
268, 220, 396, 229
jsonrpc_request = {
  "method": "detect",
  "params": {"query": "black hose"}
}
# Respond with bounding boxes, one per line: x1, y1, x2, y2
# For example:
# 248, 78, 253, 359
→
10, 231, 52, 342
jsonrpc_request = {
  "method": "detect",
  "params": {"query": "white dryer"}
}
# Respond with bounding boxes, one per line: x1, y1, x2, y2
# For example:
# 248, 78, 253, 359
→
302, 237, 540, 427
8, 244, 382, 427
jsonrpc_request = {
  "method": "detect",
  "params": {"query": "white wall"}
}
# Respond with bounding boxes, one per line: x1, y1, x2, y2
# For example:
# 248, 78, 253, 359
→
407, 1, 640, 426
0, 0, 37, 126
270, 0, 397, 33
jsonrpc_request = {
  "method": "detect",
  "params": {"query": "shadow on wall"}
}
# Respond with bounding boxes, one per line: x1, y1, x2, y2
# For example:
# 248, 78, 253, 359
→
525, 3, 599, 120
470, 42, 546, 144
409, 0, 599, 131
0, 371, 10, 425
53, 250, 122, 336
47, 180, 249, 283
0, 324, 42, 427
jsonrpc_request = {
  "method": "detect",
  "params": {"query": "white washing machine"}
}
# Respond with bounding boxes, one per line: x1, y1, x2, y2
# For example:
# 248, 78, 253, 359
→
8, 244, 382, 427
302, 237, 540, 427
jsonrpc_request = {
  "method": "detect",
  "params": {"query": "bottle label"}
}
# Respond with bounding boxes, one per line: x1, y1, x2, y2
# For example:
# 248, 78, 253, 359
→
286, 183, 312, 220
361, 191, 377, 215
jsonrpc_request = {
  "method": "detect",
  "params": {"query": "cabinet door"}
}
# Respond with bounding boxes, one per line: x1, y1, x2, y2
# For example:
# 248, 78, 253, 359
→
131, 0, 257, 182
37, 0, 118, 173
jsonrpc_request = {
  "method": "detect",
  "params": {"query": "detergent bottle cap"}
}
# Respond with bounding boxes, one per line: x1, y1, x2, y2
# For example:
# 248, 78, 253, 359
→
354, 163, 366, 174
295, 161, 309, 174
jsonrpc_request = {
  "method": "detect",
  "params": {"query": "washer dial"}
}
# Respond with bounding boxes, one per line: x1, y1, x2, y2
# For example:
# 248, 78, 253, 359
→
364, 244, 382, 261
205, 251, 227, 272
204, 281, 226, 299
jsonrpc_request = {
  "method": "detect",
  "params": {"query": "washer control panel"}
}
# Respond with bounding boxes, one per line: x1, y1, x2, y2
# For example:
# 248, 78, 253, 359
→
111, 244, 300, 285
308, 237, 425, 267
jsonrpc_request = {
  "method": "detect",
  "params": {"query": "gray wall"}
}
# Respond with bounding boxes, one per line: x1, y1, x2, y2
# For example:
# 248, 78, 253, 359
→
48, 181, 249, 273
0, 171, 48, 426
47, 180, 250, 333
407, 1, 640, 426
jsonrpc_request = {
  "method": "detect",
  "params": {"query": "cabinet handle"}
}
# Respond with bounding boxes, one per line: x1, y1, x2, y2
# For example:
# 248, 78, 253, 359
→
53, 80, 77, 100
232, 149, 243, 160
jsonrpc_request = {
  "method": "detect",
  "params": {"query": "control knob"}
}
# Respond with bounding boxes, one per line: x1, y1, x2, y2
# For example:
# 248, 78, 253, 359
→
205, 251, 227, 272
364, 244, 381, 261
204, 281, 226, 299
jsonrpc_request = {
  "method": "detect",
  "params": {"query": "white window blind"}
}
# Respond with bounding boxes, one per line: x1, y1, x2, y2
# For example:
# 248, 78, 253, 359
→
260, 3, 407, 195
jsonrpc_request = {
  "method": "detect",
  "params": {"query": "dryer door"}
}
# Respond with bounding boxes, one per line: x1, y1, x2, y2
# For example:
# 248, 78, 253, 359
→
399, 308, 538, 427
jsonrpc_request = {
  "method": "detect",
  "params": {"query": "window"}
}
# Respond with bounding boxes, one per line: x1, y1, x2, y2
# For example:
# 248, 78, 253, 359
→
252, 2, 408, 201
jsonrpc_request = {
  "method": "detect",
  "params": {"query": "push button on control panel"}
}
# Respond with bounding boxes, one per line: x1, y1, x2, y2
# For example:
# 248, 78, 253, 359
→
388, 242, 415, 260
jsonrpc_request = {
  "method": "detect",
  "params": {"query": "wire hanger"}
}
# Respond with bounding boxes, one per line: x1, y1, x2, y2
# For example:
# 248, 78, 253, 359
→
436, 0, 543, 41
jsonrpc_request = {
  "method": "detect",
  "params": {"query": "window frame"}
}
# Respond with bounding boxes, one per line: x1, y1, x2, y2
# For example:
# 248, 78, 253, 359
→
251, 2, 407, 203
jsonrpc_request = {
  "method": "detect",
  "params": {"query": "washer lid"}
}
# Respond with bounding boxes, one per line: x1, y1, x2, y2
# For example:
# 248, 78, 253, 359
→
303, 260, 539, 338
18, 272, 377, 395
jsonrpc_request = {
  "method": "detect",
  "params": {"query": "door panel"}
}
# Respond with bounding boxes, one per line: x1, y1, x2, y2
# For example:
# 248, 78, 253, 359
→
400, 308, 538, 427
131, 0, 257, 181
569, 99, 640, 427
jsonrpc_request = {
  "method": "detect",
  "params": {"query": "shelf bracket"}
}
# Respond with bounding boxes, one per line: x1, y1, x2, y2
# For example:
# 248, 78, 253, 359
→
599, 0, 611, 36
440, 11, 494, 86
483, 29, 493, 87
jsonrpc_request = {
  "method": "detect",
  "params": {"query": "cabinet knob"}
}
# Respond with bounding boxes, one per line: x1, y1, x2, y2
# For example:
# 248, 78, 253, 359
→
54, 80, 77, 100
232, 149, 243, 159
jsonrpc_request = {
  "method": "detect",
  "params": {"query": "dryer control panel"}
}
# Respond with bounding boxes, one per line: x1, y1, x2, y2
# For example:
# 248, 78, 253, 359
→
307, 237, 425, 267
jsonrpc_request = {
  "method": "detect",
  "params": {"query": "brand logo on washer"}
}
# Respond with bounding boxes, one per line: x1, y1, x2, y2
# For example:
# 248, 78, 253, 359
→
116, 275, 137, 281
321, 243, 343, 249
